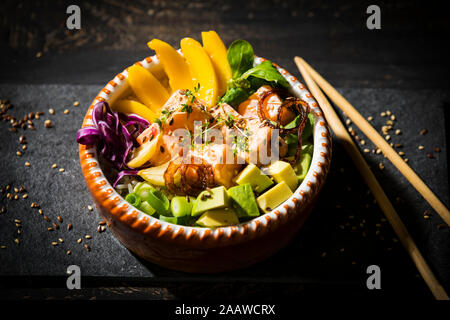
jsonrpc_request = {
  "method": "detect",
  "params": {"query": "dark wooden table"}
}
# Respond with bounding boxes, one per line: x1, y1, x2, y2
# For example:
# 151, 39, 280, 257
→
0, 0, 449, 300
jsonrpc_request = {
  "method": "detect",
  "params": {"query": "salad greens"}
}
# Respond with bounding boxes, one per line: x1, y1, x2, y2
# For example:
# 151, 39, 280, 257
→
221, 40, 289, 107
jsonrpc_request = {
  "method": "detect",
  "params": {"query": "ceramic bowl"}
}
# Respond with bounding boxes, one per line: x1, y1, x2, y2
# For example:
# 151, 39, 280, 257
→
78, 54, 332, 273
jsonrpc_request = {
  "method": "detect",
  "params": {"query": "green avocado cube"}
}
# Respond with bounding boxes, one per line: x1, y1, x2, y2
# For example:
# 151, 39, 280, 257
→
196, 208, 239, 228
256, 181, 293, 213
265, 160, 298, 191
228, 184, 260, 218
192, 186, 230, 216
235, 164, 273, 193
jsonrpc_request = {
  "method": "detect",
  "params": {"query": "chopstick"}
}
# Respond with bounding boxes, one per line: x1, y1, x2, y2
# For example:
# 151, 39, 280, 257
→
294, 58, 449, 300
295, 57, 450, 227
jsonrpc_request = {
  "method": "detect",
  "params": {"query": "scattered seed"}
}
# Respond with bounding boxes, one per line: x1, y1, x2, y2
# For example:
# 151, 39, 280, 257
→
44, 120, 52, 128
386, 110, 391, 116
398, 151, 405, 156
49, 109, 55, 115
64, 109, 69, 114
321, 252, 327, 258
345, 119, 351, 125
420, 128, 428, 135
52, 164, 58, 169
22, 194, 28, 199
14, 219, 21, 224
73, 101, 79, 107
36, 52, 42, 58
77, 238, 82, 244
385, 135, 390, 141
434, 147, 441, 153
58, 238, 64, 243
395, 143, 403, 148
52, 242, 58, 246
22, 145, 27, 150
16, 151, 22, 156
378, 163, 385, 170
360, 140, 365, 145
47, 227, 53, 231
57, 216, 63, 223
14, 195, 19, 200
376, 148, 382, 154
424, 215, 430, 219
14, 238, 19, 244
395, 129, 401, 135
66, 250, 71, 255
1, 245, 6, 249
67, 223, 73, 231
404, 158, 409, 163
25, 162, 30, 167
363, 148, 370, 153
43, 215, 51, 222
14, 187, 18, 193
38, 209, 43, 215
98, 220, 106, 226
427, 153, 435, 159
53, 223, 59, 230
85, 235, 92, 239
84, 244, 91, 252
418, 145, 424, 150
87, 205, 93, 211
367, 116, 373, 121
59, 168, 65, 172
380, 112, 386, 117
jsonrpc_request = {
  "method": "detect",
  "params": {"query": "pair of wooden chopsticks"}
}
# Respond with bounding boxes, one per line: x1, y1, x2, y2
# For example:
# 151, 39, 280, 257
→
294, 57, 449, 300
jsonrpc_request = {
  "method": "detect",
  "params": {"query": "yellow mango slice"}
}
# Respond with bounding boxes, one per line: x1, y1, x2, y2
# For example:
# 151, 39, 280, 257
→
180, 37, 218, 108
201, 31, 232, 96
148, 39, 193, 92
138, 161, 170, 186
112, 99, 158, 123
127, 133, 162, 168
127, 64, 170, 114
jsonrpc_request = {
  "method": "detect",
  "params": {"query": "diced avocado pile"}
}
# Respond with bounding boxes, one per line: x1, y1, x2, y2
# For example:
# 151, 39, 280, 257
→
123, 142, 313, 228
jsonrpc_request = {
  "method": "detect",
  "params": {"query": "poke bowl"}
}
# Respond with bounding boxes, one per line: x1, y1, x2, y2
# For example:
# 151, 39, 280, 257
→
77, 31, 332, 273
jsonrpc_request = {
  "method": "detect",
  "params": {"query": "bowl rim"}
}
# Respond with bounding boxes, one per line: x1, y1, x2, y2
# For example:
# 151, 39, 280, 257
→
78, 54, 332, 244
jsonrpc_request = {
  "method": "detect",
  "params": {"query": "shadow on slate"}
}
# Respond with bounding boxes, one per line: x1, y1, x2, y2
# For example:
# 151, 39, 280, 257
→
0, 84, 448, 299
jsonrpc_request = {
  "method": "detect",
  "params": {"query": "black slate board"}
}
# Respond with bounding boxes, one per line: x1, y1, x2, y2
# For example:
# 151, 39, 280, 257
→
0, 84, 448, 297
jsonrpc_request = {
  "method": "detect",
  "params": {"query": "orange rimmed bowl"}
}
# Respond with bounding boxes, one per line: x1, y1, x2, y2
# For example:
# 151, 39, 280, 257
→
78, 55, 332, 273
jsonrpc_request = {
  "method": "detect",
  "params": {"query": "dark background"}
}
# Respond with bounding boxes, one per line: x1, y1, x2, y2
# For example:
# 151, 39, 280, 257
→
0, 0, 449, 301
